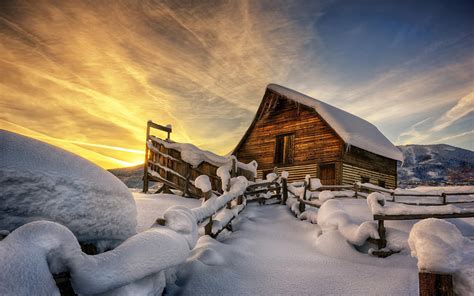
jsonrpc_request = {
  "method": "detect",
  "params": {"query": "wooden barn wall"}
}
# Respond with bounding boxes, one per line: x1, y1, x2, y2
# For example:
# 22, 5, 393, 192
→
256, 163, 317, 183
235, 91, 344, 183
341, 163, 396, 189
256, 162, 343, 184
342, 145, 397, 175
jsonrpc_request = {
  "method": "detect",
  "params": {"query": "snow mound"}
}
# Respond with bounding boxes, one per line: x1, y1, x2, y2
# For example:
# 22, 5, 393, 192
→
267, 84, 403, 161
408, 218, 474, 295
318, 190, 335, 202
408, 218, 464, 274
0, 130, 137, 247
318, 199, 379, 246
195, 175, 212, 193
367, 192, 472, 216
0, 220, 191, 295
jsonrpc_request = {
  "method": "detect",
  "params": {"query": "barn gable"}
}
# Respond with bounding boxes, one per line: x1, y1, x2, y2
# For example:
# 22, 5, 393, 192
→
234, 89, 344, 182
266, 84, 403, 161
233, 84, 401, 187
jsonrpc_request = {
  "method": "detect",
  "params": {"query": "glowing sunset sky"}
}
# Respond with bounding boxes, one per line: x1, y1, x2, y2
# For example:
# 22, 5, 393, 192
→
1, 0, 473, 168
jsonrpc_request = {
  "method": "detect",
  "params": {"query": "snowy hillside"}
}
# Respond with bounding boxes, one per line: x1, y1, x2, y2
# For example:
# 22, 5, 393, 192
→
398, 144, 473, 186
109, 164, 146, 188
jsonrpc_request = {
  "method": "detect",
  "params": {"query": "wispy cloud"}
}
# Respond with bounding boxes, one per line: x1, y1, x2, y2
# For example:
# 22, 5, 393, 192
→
431, 92, 474, 132
0, 0, 472, 169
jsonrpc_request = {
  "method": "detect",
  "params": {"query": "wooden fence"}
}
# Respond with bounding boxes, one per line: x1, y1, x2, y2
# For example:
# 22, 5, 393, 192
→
143, 120, 255, 198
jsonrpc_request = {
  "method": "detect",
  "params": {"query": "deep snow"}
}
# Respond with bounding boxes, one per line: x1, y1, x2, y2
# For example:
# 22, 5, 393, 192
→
167, 203, 419, 295
0, 130, 137, 248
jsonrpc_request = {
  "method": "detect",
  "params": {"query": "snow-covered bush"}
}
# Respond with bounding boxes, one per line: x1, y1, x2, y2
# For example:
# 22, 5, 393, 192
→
0, 130, 137, 249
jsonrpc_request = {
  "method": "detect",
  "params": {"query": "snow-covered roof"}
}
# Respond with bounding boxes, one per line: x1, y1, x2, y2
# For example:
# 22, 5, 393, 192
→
267, 84, 403, 161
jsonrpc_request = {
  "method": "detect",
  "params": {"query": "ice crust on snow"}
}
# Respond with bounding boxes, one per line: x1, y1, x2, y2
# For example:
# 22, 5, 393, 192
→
0, 130, 137, 247
267, 84, 403, 161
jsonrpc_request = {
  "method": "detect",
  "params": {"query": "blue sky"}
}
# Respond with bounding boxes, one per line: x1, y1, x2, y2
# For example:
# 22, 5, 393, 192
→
0, 0, 472, 167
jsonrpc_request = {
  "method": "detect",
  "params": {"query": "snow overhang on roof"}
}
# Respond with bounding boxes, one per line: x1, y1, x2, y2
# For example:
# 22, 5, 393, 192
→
267, 84, 404, 162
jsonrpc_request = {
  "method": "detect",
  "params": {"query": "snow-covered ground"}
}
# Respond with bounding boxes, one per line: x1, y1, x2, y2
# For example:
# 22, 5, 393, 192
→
167, 202, 418, 295
133, 190, 201, 232
132, 194, 474, 295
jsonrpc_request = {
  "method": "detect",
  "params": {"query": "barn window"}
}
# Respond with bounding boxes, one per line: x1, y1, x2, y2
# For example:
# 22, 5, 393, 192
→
274, 134, 294, 165
361, 176, 370, 184
378, 180, 386, 188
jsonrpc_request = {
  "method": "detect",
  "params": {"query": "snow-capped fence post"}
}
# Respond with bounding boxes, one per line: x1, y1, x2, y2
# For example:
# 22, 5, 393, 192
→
353, 182, 358, 198
419, 272, 453, 296
281, 176, 288, 205
143, 121, 151, 193
202, 189, 213, 236
441, 192, 447, 205
231, 158, 237, 178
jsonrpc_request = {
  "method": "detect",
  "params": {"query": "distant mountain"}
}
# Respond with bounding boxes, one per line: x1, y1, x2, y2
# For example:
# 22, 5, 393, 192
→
109, 144, 474, 188
397, 144, 473, 186
108, 164, 144, 189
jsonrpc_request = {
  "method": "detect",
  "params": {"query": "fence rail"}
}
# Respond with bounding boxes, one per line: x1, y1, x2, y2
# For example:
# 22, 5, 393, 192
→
143, 120, 255, 197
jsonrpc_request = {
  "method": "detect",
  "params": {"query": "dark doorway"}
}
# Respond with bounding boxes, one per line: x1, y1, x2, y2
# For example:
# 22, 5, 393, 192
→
274, 134, 294, 165
319, 163, 336, 185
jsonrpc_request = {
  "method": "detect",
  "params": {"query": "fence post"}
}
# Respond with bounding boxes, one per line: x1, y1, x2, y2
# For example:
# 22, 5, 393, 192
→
203, 189, 213, 236
441, 193, 447, 205
237, 194, 243, 205
231, 158, 237, 178
354, 182, 358, 198
419, 272, 453, 296
281, 177, 288, 205
299, 181, 307, 213
143, 121, 151, 193
182, 163, 191, 197
377, 220, 387, 249
392, 192, 396, 202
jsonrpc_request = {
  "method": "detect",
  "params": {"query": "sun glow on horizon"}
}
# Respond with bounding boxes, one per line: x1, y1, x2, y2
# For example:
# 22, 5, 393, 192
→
1, 0, 472, 168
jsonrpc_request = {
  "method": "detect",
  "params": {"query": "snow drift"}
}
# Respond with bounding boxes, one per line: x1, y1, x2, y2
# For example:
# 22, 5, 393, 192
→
408, 219, 474, 295
0, 130, 137, 248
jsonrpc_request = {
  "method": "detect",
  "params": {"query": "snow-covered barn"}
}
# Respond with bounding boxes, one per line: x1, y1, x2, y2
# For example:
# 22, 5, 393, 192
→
233, 84, 403, 188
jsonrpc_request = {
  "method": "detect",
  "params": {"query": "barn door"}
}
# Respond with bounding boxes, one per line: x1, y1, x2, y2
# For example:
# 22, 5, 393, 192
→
319, 163, 336, 185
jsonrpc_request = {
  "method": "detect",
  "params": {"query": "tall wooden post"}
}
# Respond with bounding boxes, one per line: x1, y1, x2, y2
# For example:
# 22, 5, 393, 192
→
142, 121, 151, 193
441, 193, 447, 205
419, 272, 453, 296
377, 220, 387, 249
281, 177, 288, 205
231, 158, 237, 178
203, 190, 213, 236
299, 180, 307, 213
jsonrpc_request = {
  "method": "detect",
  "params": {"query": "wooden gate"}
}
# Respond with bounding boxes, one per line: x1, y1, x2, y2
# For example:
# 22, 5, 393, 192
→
143, 120, 256, 198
